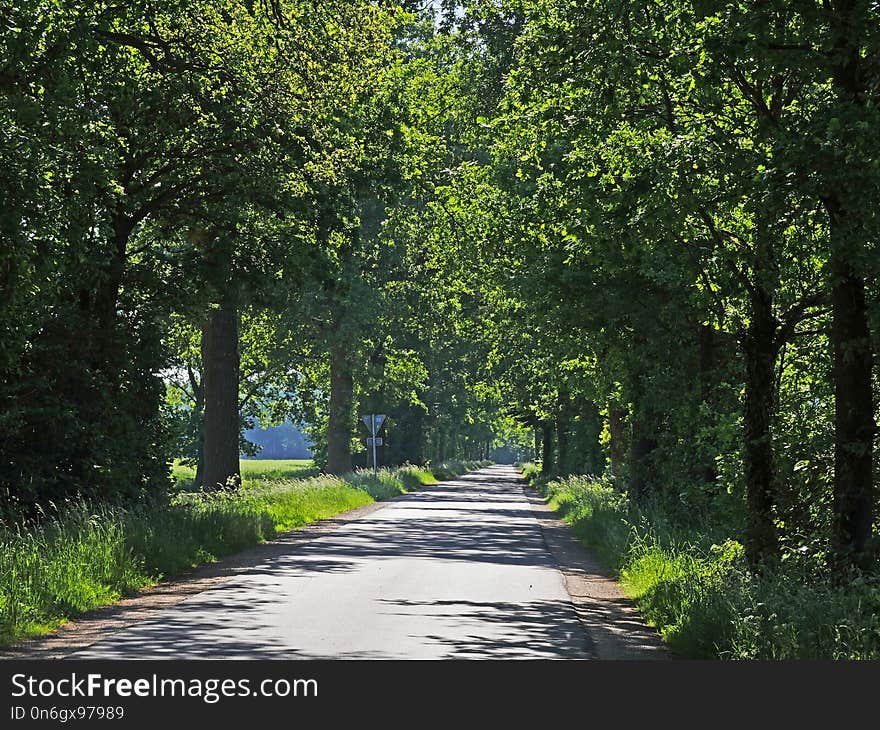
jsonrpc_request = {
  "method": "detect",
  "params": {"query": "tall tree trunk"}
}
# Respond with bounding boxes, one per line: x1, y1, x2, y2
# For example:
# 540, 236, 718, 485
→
827, 204, 875, 561
409, 405, 425, 466
822, 0, 876, 564
88, 213, 131, 372
194, 443, 206, 489
742, 288, 780, 566
201, 302, 241, 490
68, 211, 130, 487
326, 343, 354, 475
556, 416, 569, 477
534, 428, 541, 463
192, 396, 206, 490
628, 426, 656, 500
541, 421, 554, 476
580, 399, 603, 474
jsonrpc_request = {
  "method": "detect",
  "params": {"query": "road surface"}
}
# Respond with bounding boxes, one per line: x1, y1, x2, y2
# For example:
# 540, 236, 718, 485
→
72, 466, 603, 659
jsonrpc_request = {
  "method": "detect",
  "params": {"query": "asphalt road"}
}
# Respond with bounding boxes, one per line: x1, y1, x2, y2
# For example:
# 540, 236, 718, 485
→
73, 466, 594, 659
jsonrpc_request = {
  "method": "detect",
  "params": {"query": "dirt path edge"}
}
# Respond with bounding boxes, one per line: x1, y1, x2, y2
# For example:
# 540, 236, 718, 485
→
521, 476, 670, 660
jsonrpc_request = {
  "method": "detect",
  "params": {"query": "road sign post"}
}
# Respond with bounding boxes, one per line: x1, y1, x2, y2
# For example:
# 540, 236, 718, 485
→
362, 414, 386, 475
370, 414, 377, 475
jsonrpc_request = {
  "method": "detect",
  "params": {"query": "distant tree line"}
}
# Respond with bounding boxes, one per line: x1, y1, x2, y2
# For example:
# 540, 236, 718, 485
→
243, 422, 313, 461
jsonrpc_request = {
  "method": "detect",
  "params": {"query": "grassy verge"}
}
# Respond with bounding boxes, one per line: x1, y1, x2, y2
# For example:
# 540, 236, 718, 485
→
521, 464, 880, 659
430, 459, 492, 480
0, 461, 483, 646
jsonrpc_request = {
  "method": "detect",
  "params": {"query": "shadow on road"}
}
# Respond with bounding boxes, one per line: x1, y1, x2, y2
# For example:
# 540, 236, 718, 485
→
380, 598, 594, 659
69, 468, 603, 659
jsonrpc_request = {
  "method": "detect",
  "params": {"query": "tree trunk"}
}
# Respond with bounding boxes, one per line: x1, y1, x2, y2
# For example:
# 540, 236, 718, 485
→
67, 212, 131, 488
201, 302, 241, 490
820, 0, 876, 565
194, 446, 205, 489
742, 288, 780, 566
607, 399, 627, 484
187, 363, 206, 490
556, 390, 571, 476
88, 213, 131, 372
628, 427, 656, 501
698, 324, 719, 486
556, 415, 569, 477
541, 422, 554, 476
628, 368, 658, 501
404, 404, 425, 465
827, 206, 875, 561
326, 343, 354, 475
413, 407, 425, 465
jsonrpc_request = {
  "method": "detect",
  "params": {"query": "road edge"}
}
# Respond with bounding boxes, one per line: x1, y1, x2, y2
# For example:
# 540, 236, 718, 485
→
517, 471, 670, 660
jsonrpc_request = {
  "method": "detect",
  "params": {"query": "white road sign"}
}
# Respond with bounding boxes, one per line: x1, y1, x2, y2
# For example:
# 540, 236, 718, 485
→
362, 414, 387, 475
362, 414, 386, 434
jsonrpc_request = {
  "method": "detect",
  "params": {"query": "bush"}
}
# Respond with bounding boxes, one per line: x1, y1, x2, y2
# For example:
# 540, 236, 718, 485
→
0, 504, 149, 642
520, 462, 543, 483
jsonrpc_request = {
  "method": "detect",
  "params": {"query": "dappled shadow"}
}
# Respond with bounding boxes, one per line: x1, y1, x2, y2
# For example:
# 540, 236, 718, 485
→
249, 477, 556, 574
70, 585, 298, 659
379, 599, 594, 659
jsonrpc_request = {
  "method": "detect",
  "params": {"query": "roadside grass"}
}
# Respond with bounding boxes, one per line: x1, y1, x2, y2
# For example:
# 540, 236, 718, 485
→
172, 458, 318, 489
521, 464, 880, 659
0, 460, 484, 646
431, 459, 492, 481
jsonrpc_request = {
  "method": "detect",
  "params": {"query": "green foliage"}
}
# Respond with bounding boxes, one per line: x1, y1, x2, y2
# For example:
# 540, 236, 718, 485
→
0, 0, 411, 509
3, 0, 878, 660
526, 468, 880, 659
520, 462, 543, 483
0, 505, 149, 641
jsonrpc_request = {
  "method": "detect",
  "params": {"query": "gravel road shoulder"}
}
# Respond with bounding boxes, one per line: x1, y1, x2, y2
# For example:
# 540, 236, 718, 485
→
523, 479, 669, 659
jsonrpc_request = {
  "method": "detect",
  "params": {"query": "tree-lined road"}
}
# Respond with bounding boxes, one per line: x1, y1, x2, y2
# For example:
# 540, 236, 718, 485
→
74, 467, 599, 659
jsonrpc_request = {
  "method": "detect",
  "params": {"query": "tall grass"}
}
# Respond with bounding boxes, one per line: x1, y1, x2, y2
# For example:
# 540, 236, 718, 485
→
0, 460, 480, 645
430, 459, 492, 481
522, 464, 880, 659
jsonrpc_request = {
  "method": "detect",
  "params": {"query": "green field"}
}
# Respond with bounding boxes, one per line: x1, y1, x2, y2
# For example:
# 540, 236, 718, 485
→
172, 459, 318, 489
